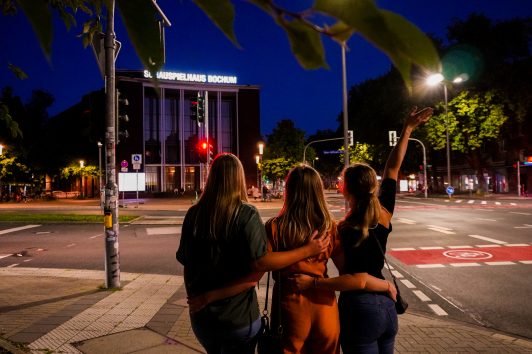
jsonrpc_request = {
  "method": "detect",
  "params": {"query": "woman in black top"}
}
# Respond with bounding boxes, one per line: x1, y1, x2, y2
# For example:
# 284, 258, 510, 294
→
177, 153, 328, 354
292, 107, 432, 354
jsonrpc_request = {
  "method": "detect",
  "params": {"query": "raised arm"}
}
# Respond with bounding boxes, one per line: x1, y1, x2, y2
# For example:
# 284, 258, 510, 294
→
383, 107, 433, 180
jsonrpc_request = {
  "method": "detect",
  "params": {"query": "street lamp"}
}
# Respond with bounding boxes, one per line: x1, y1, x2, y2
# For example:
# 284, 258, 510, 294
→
426, 73, 466, 195
0, 144, 3, 155
97, 142, 103, 191
79, 160, 84, 198
257, 142, 264, 192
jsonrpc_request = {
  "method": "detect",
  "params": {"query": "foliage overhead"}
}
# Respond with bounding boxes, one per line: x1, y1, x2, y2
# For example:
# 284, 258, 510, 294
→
264, 119, 306, 161
8, 0, 439, 89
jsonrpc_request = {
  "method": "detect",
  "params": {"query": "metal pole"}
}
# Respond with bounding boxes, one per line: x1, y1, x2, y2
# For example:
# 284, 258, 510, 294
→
517, 161, 521, 197
444, 84, 451, 198
98, 143, 103, 191
303, 137, 345, 163
409, 138, 428, 198
103, 0, 120, 289
341, 43, 350, 212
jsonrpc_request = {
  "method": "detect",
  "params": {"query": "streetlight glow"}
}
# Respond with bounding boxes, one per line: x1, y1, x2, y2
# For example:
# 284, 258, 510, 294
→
258, 142, 264, 155
0, 144, 3, 155
426, 73, 444, 86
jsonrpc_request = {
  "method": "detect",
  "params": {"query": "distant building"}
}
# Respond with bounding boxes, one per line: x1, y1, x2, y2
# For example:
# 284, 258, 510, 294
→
115, 69, 261, 193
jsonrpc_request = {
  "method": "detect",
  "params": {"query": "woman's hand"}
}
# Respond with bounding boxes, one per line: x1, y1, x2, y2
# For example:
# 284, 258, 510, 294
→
289, 274, 315, 291
406, 106, 433, 130
304, 230, 329, 257
387, 280, 398, 302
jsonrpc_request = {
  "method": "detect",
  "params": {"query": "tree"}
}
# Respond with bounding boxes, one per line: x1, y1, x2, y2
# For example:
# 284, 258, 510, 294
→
261, 157, 296, 190
264, 119, 306, 161
424, 90, 507, 192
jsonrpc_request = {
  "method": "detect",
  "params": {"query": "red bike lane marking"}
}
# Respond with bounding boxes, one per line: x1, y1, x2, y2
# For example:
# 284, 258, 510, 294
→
388, 246, 532, 265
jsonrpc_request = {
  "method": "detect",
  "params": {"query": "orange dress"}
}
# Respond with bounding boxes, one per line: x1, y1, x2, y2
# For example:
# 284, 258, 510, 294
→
266, 220, 342, 354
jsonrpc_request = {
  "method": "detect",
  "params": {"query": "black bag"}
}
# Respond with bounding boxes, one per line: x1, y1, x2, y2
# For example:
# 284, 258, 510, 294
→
257, 310, 283, 354
395, 292, 409, 314
374, 236, 408, 315
257, 232, 283, 354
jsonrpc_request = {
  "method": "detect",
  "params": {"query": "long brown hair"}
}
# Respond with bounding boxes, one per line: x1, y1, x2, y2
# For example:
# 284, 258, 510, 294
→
339, 163, 381, 242
275, 164, 334, 249
196, 153, 248, 240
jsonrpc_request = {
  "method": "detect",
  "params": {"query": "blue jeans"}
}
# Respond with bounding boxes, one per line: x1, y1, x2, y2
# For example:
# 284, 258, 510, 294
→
191, 316, 261, 354
339, 292, 398, 354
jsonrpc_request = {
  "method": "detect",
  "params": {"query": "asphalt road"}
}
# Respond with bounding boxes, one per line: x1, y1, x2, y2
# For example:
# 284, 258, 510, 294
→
1, 195, 531, 339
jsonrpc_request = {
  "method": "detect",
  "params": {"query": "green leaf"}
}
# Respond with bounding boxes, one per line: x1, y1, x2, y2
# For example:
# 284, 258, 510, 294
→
280, 18, 328, 70
327, 21, 354, 43
117, 0, 165, 74
16, 0, 53, 59
193, 0, 239, 47
314, 0, 440, 90
8, 63, 28, 79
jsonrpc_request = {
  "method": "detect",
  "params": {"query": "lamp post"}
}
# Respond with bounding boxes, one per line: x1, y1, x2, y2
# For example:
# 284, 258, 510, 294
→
0, 144, 3, 155
257, 142, 264, 192
97, 142, 103, 192
426, 73, 465, 195
79, 160, 85, 198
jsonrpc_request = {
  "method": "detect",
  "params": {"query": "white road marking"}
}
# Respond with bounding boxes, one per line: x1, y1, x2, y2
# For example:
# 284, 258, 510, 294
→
391, 270, 403, 279
450, 263, 481, 267
0, 225, 41, 235
468, 234, 507, 244
481, 201, 487, 205
66, 243, 76, 248
390, 247, 416, 251
400, 279, 416, 289
420, 246, 445, 250
146, 226, 181, 235
417, 264, 445, 268
474, 218, 497, 222
35, 231, 51, 235
7, 264, 19, 268
510, 203, 517, 206
23, 259, 32, 262
89, 234, 103, 239
427, 225, 455, 234
510, 212, 530, 215
467, 200, 475, 204
514, 224, 532, 229
0, 254, 11, 260
519, 261, 532, 264
428, 304, 448, 316
396, 218, 417, 225
448, 245, 473, 249
476, 244, 502, 248
478, 209, 494, 212
505, 243, 529, 247
455, 200, 463, 203
495, 202, 501, 205
485, 261, 515, 266
413, 290, 431, 302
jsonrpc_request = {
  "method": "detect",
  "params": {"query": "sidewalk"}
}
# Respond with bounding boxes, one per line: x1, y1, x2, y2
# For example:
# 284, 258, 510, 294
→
1, 267, 531, 354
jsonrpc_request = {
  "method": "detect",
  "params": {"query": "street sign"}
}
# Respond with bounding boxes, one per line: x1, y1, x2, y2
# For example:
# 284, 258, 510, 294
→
389, 131, 397, 146
446, 186, 455, 195
121, 167, 128, 172
323, 150, 343, 155
121, 160, 128, 168
133, 163, 141, 170
132, 154, 142, 164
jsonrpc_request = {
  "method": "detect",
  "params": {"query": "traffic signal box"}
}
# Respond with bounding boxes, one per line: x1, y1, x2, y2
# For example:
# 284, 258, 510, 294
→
116, 90, 129, 144
190, 92, 205, 124
197, 139, 214, 163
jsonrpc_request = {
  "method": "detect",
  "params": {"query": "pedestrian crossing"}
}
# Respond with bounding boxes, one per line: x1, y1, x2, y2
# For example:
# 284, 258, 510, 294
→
443, 199, 517, 206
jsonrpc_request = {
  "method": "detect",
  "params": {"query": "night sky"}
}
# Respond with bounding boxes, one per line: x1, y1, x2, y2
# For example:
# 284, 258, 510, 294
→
1, 0, 531, 136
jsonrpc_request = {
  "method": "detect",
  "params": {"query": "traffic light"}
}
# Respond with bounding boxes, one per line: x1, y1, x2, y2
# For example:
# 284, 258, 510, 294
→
197, 139, 214, 163
116, 90, 129, 144
197, 93, 205, 123
347, 130, 354, 146
190, 98, 198, 120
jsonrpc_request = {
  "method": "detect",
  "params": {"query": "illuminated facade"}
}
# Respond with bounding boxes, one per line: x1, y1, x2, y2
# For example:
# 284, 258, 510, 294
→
116, 70, 260, 193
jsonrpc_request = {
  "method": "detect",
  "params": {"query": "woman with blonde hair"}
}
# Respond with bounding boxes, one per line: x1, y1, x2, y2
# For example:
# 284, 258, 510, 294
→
293, 107, 433, 354
266, 164, 395, 354
177, 153, 327, 354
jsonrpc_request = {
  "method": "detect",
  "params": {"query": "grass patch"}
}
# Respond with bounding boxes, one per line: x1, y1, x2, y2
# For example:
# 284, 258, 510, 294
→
0, 214, 137, 223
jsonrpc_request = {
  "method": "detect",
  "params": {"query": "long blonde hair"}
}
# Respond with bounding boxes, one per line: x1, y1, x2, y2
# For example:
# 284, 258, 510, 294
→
339, 163, 381, 242
275, 164, 334, 249
196, 153, 248, 240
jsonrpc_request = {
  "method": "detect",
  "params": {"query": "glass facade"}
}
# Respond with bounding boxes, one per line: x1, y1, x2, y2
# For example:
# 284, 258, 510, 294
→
143, 87, 237, 192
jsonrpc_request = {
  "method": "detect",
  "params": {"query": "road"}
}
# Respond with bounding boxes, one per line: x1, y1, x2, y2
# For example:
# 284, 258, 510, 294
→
1, 194, 531, 339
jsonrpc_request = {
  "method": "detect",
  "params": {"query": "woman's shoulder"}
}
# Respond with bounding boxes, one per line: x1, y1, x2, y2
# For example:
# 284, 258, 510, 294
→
240, 201, 259, 214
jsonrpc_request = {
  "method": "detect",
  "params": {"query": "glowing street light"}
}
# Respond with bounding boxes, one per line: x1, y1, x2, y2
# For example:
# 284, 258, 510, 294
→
426, 73, 466, 195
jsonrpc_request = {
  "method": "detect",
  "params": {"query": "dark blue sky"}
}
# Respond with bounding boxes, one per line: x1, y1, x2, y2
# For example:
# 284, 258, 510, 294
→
1, 0, 530, 136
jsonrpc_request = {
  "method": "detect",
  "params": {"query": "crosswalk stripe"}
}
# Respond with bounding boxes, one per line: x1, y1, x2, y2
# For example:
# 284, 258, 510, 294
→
429, 304, 448, 316
0, 225, 41, 235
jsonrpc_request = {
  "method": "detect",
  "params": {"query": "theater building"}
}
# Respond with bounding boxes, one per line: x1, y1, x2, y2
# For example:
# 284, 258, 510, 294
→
115, 69, 261, 193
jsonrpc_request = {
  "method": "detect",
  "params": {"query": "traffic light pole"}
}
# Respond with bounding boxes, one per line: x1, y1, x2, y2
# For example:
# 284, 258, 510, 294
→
103, 0, 120, 289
